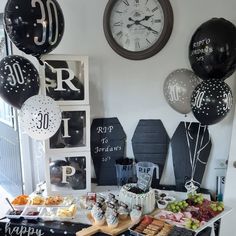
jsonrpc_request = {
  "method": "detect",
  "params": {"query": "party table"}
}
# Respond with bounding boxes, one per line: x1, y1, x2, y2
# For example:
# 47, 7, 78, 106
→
0, 184, 230, 236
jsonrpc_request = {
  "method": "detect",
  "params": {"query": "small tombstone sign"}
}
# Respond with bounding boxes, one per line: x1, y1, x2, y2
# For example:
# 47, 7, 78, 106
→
91, 118, 126, 185
132, 120, 170, 188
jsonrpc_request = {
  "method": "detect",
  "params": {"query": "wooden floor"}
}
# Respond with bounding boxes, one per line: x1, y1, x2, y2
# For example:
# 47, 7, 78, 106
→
0, 185, 13, 218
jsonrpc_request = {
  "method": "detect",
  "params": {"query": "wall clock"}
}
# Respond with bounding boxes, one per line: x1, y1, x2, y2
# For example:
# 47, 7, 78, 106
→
103, 0, 173, 60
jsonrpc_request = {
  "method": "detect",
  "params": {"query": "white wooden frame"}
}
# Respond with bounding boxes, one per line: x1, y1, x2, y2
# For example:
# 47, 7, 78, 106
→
45, 152, 91, 195
40, 54, 89, 105
45, 105, 90, 153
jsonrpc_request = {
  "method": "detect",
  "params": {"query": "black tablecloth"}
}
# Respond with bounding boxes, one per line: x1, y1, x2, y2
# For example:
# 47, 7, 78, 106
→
0, 218, 212, 236
0, 219, 130, 236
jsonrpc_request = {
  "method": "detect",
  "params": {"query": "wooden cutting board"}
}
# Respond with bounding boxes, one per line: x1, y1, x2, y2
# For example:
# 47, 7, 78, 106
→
76, 214, 133, 236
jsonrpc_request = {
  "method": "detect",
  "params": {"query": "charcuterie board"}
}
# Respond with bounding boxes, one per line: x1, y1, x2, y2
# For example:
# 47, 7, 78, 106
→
76, 213, 133, 236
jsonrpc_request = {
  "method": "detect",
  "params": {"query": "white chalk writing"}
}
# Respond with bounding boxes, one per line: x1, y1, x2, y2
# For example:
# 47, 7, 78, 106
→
5, 222, 45, 236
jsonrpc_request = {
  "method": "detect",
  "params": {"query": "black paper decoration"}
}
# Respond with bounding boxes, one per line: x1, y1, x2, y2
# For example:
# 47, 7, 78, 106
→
91, 117, 126, 185
171, 122, 211, 191
132, 120, 170, 188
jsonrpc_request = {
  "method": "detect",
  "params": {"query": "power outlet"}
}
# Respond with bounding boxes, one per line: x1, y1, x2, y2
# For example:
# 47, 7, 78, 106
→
215, 159, 227, 169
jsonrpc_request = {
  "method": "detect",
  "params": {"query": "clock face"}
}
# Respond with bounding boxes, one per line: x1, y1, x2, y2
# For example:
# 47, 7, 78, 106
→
103, 0, 173, 60
110, 0, 165, 52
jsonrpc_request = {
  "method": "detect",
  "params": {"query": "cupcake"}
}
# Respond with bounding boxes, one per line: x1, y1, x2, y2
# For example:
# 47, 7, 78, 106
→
130, 205, 142, 223
93, 210, 105, 226
118, 202, 129, 220
106, 212, 119, 229
105, 202, 116, 218
91, 202, 102, 218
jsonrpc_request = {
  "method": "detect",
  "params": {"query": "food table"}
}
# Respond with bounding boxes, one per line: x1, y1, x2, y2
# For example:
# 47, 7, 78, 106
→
0, 184, 231, 236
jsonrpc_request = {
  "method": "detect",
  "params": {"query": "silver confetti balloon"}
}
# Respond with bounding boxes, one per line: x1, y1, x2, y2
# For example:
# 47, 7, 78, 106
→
163, 69, 200, 114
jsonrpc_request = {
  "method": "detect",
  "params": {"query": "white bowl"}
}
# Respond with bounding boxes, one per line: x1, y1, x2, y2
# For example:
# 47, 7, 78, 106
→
157, 200, 168, 209
163, 196, 176, 203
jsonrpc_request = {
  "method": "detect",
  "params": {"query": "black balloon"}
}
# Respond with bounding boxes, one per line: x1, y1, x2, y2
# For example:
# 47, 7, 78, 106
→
0, 55, 40, 109
4, 0, 64, 59
191, 79, 233, 125
189, 18, 236, 80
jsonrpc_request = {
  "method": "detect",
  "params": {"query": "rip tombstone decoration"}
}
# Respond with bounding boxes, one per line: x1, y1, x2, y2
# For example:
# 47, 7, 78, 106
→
91, 118, 126, 185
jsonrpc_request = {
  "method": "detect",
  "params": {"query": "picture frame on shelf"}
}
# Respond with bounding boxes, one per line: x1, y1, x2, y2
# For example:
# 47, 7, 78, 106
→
45, 152, 91, 195
45, 105, 90, 153
41, 55, 89, 105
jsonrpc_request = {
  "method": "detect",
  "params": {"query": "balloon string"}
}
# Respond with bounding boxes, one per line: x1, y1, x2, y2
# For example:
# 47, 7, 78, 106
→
192, 124, 206, 178
36, 56, 44, 66
185, 122, 193, 170
185, 123, 208, 181
43, 61, 57, 73
37, 57, 57, 73
196, 127, 210, 165
191, 123, 201, 180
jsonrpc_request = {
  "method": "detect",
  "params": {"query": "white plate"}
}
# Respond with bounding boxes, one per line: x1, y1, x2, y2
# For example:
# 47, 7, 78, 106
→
21, 206, 43, 220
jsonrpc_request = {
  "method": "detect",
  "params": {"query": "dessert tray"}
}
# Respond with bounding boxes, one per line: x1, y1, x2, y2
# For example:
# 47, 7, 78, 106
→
77, 213, 133, 236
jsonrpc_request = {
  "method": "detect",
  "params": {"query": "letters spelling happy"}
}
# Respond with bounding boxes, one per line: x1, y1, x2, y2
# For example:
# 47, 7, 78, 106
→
5, 222, 44, 236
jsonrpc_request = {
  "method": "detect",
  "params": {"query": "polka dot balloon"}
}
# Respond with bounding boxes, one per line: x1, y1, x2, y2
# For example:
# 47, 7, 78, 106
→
20, 95, 62, 140
163, 69, 200, 114
0, 55, 40, 109
191, 79, 233, 125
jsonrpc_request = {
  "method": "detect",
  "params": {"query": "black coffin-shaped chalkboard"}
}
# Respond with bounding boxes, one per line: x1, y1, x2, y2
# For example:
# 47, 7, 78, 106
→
91, 118, 126, 185
171, 122, 212, 191
132, 120, 170, 188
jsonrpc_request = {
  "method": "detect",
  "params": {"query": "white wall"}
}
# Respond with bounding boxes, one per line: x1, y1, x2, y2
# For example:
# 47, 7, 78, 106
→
2, 0, 236, 193
0, 0, 6, 12
50, 0, 236, 193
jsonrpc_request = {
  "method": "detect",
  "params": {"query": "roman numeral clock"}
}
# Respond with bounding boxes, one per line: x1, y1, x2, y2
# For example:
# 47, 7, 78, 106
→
103, 0, 173, 60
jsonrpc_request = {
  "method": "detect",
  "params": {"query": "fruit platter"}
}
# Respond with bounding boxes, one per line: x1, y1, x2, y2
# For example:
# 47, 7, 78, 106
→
153, 193, 231, 234
5, 194, 77, 221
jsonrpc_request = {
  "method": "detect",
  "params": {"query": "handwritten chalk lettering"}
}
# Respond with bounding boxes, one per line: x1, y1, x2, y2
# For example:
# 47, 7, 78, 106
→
223, 92, 233, 110
191, 45, 213, 57
193, 38, 211, 48
5, 222, 45, 236
102, 156, 111, 162
96, 126, 114, 134
94, 145, 122, 154
101, 137, 109, 144
196, 56, 204, 62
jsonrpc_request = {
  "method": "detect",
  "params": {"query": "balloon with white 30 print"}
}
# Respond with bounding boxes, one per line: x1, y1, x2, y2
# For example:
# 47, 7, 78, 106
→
20, 95, 61, 140
191, 79, 233, 125
163, 69, 200, 114
4, 0, 64, 60
0, 55, 40, 109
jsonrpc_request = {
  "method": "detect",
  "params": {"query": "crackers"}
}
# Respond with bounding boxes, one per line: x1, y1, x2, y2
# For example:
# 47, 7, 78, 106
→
132, 217, 173, 236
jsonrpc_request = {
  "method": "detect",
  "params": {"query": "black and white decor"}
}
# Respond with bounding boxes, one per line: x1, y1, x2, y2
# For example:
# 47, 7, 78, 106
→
41, 55, 89, 105
45, 105, 90, 152
45, 152, 91, 195
42, 55, 91, 195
